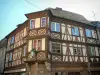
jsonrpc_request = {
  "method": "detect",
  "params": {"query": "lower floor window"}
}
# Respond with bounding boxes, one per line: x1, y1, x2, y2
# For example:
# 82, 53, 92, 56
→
51, 42, 61, 53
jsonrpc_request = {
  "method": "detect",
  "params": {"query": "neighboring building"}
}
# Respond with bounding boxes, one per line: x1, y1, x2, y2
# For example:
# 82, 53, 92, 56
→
4, 20, 28, 75
3, 7, 100, 75
0, 38, 7, 75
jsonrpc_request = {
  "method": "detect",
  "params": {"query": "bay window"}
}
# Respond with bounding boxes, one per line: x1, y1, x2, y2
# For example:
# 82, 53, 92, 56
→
51, 22, 60, 32
41, 17, 46, 27
30, 19, 35, 29
72, 27, 79, 36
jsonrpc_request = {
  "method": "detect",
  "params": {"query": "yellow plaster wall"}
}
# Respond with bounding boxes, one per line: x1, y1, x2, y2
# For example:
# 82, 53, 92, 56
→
35, 18, 40, 28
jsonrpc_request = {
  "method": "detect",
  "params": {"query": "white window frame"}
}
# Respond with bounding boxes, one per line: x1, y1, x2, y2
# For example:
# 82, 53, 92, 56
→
51, 42, 61, 54
30, 19, 35, 29
41, 17, 46, 27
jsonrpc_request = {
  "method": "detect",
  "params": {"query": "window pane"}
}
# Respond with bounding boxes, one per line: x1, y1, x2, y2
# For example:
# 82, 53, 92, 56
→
23, 46, 27, 56
52, 42, 61, 53
9, 53, 12, 61
33, 40, 36, 50
72, 27, 79, 36
89, 46, 95, 56
86, 29, 92, 37
51, 22, 55, 31
38, 40, 41, 50
30, 20, 35, 29
10, 36, 14, 44
41, 17, 46, 27
56, 23, 60, 32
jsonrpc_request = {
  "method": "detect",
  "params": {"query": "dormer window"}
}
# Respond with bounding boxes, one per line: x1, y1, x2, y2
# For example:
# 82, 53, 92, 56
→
85, 29, 92, 37
72, 26, 79, 36
51, 22, 60, 32
41, 17, 46, 27
30, 19, 35, 29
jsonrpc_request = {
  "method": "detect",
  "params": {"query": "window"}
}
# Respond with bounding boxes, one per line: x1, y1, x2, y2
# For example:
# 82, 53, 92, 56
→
85, 29, 92, 37
9, 52, 12, 61
72, 27, 79, 36
32, 39, 42, 50
30, 19, 35, 29
10, 36, 14, 44
41, 17, 46, 27
73, 48, 82, 56
51, 42, 61, 53
23, 46, 27, 56
51, 22, 60, 32
88, 46, 95, 56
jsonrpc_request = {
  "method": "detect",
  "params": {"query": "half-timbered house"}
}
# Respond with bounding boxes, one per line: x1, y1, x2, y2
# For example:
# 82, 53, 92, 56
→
4, 20, 28, 75
4, 7, 100, 75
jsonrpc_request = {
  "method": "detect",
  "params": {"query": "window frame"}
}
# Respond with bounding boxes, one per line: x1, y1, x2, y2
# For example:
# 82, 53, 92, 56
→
88, 46, 95, 56
72, 26, 80, 36
51, 22, 60, 32
41, 17, 46, 27
30, 19, 35, 29
51, 42, 61, 54
85, 29, 92, 37
32, 39, 42, 51
10, 36, 15, 44
73, 47, 82, 56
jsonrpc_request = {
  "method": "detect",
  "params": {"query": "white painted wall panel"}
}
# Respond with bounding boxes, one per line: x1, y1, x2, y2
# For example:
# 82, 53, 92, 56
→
35, 18, 40, 28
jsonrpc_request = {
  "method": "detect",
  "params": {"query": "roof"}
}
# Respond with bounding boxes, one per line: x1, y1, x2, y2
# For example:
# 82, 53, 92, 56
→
46, 7, 93, 25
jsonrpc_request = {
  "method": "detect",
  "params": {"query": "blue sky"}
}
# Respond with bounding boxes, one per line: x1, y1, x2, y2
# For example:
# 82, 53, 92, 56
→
0, 0, 100, 40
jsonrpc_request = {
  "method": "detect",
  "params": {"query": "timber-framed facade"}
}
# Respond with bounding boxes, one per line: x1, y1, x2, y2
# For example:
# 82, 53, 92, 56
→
4, 7, 100, 75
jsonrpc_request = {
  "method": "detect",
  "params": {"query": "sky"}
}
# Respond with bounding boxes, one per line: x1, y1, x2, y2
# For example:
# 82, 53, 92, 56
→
0, 0, 100, 40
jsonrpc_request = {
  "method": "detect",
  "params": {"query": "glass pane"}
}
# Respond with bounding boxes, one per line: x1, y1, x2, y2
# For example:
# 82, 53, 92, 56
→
51, 22, 55, 31
41, 18, 46, 27
10, 36, 14, 44
56, 23, 60, 32
38, 40, 41, 50
30, 20, 35, 29
86, 29, 92, 37
72, 27, 79, 36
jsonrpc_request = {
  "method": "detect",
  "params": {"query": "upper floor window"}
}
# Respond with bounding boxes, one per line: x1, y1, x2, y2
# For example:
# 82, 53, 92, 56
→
41, 17, 46, 27
51, 42, 61, 53
72, 27, 79, 36
51, 22, 60, 32
10, 36, 14, 44
30, 19, 35, 29
32, 39, 42, 51
85, 29, 92, 37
